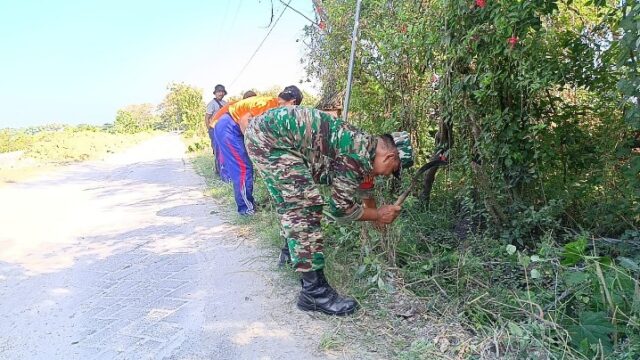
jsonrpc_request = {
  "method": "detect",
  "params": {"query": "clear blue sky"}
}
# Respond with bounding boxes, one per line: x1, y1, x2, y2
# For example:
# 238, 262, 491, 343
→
0, 0, 320, 128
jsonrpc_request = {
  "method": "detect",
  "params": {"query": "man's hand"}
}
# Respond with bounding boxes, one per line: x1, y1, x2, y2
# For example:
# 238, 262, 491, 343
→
361, 198, 386, 230
376, 205, 402, 224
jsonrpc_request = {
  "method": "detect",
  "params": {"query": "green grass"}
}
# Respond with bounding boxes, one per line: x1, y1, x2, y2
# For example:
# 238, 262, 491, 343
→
189, 150, 640, 360
189, 150, 472, 358
191, 150, 284, 246
318, 331, 347, 351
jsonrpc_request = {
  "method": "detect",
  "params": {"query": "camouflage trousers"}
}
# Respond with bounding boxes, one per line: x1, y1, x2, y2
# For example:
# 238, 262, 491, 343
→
245, 127, 325, 272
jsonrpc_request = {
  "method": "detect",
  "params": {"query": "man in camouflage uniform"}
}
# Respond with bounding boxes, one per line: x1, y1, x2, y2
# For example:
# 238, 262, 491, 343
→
245, 106, 414, 316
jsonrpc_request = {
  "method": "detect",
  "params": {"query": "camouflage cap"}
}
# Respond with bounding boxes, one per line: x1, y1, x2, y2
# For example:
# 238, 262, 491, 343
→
391, 131, 414, 178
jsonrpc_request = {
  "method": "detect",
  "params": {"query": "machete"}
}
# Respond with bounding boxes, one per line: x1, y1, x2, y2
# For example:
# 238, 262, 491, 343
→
394, 156, 448, 206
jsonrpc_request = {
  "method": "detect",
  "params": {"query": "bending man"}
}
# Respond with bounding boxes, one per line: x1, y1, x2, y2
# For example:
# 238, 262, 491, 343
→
213, 86, 303, 215
245, 106, 414, 316
208, 90, 257, 182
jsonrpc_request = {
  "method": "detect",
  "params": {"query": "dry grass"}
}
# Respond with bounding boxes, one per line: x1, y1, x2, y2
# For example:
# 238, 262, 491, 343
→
189, 149, 482, 359
0, 130, 154, 185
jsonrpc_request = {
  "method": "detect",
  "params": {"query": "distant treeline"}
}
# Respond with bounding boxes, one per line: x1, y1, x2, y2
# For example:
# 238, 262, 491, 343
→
1, 83, 318, 154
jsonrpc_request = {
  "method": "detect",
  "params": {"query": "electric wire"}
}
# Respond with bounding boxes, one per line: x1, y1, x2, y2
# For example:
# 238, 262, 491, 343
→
278, 0, 318, 26
229, 0, 292, 87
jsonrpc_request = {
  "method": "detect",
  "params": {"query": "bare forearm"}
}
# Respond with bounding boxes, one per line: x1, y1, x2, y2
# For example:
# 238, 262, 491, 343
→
363, 198, 376, 209
358, 204, 402, 224
358, 207, 379, 221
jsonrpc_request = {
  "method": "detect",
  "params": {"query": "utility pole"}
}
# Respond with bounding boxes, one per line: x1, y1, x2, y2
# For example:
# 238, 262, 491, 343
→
342, 0, 362, 123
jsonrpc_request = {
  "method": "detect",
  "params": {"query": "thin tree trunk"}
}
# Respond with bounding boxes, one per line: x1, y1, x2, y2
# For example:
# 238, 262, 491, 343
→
421, 115, 452, 203
467, 107, 507, 227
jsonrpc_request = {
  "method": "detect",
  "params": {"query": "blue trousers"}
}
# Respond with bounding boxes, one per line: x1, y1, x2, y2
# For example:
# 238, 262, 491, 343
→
213, 114, 255, 215
207, 127, 227, 180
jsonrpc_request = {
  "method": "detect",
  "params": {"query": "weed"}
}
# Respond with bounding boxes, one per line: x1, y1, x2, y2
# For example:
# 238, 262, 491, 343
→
190, 145, 639, 359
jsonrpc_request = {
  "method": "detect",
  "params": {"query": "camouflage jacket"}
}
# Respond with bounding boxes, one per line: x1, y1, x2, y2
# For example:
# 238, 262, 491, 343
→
251, 106, 377, 221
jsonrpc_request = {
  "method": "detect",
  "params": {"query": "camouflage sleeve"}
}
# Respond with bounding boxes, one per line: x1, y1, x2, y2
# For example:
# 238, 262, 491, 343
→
327, 155, 366, 222
357, 175, 375, 200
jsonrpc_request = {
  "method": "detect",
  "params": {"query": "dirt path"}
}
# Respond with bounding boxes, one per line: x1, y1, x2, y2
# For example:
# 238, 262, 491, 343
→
0, 134, 332, 360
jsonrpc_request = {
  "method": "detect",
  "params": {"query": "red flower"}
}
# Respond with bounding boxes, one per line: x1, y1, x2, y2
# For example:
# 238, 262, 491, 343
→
508, 36, 519, 49
318, 21, 326, 31
475, 0, 486, 8
400, 24, 407, 33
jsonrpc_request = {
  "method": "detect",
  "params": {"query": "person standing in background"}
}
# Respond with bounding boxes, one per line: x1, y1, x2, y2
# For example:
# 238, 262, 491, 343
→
205, 84, 228, 177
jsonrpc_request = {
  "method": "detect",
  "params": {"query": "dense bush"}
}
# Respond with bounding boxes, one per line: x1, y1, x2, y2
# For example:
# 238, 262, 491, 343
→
304, 0, 639, 357
0, 129, 34, 153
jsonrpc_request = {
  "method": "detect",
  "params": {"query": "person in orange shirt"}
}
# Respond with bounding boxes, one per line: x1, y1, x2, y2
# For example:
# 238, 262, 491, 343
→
208, 91, 256, 181
213, 85, 303, 215
208, 90, 257, 130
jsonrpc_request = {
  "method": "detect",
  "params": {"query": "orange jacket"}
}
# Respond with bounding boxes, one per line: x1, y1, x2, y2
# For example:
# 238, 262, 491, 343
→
228, 96, 280, 122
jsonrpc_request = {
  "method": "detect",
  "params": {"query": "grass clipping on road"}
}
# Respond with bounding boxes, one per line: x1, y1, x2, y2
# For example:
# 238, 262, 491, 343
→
0, 130, 153, 184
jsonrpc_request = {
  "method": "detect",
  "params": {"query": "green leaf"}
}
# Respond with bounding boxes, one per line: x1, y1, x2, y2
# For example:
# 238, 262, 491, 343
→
561, 237, 587, 266
617, 257, 640, 272
531, 255, 541, 262
356, 264, 367, 276
598, 256, 613, 266
506, 244, 517, 256
564, 271, 590, 287
507, 321, 524, 337
530, 269, 541, 279
568, 312, 614, 353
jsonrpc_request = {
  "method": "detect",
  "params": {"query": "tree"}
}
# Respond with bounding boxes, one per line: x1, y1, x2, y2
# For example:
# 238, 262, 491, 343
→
304, 0, 637, 240
113, 109, 136, 134
158, 82, 205, 135
113, 103, 158, 133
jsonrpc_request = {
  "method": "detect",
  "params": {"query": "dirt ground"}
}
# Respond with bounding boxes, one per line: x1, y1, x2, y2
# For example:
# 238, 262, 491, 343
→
0, 134, 338, 360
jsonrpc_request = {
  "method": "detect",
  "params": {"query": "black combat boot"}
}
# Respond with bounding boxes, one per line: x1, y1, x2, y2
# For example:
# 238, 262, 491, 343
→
296, 269, 358, 316
277, 240, 291, 268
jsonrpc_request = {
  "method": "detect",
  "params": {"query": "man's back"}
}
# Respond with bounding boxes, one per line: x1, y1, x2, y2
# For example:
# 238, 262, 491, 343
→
252, 106, 375, 185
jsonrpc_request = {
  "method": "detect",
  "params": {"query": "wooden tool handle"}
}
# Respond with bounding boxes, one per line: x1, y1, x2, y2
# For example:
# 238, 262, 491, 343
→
394, 186, 414, 207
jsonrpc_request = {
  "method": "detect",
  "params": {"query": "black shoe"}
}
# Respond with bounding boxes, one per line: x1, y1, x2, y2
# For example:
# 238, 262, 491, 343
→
277, 245, 291, 268
296, 269, 358, 316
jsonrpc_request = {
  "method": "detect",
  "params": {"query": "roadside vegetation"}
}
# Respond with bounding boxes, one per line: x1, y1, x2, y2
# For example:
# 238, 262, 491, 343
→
0, 125, 153, 184
190, 1, 639, 359
0, 82, 212, 184
308, 1, 638, 359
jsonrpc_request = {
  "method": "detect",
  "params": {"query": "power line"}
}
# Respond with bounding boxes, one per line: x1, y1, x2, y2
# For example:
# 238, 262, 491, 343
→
230, 0, 292, 87
278, 0, 318, 26
228, 0, 243, 31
